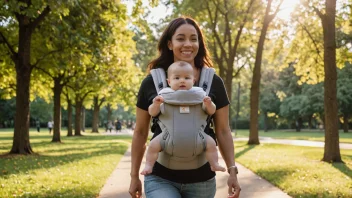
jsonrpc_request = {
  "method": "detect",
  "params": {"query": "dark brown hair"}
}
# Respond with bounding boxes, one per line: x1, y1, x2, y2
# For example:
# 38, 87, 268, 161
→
147, 16, 213, 72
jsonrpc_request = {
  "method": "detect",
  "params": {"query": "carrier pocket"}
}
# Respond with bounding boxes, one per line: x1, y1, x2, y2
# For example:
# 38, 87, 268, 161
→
198, 132, 206, 151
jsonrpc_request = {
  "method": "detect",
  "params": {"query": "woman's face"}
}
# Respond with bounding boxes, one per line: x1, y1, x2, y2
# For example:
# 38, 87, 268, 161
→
168, 24, 199, 66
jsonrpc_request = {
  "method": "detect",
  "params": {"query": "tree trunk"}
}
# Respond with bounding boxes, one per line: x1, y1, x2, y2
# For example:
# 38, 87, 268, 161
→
224, 64, 234, 121
67, 100, 73, 136
74, 99, 82, 136
343, 113, 349, 133
234, 82, 241, 135
106, 104, 112, 122
320, 0, 342, 162
11, 59, 33, 154
206, 0, 255, 125
52, 79, 63, 142
81, 107, 85, 132
249, 1, 275, 145
10, 18, 34, 154
295, 117, 302, 132
92, 96, 100, 133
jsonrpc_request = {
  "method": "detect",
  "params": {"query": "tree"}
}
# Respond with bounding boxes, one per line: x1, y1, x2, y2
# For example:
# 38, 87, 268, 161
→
312, 0, 342, 162
62, 88, 74, 136
91, 96, 105, 133
248, 0, 282, 144
0, 0, 69, 154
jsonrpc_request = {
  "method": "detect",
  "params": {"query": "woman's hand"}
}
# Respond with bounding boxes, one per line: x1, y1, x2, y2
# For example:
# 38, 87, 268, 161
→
227, 171, 241, 198
129, 176, 143, 198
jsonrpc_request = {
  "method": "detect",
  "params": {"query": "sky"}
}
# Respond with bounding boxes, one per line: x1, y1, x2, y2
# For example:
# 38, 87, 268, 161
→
276, 0, 301, 21
124, 0, 170, 23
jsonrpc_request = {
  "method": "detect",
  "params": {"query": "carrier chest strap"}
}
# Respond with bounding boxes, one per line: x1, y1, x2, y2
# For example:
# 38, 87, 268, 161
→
150, 68, 167, 93
150, 67, 215, 95
198, 68, 215, 96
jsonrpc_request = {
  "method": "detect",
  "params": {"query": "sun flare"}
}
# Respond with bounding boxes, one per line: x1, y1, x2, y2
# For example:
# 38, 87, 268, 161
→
276, 0, 301, 21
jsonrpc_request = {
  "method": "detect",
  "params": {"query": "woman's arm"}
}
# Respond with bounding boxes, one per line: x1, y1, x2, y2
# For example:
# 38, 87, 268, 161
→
214, 105, 241, 198
129, 107, 151, 198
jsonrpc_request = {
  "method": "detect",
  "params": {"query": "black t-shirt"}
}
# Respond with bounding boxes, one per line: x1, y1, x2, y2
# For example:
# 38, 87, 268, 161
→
136, 70, 230, 183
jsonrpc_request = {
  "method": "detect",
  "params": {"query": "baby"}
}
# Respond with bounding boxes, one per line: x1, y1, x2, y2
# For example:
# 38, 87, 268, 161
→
141, 61, 226, 175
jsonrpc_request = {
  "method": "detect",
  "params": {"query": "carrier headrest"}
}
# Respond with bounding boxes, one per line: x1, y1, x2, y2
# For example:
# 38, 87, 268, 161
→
159, 87, 206, 105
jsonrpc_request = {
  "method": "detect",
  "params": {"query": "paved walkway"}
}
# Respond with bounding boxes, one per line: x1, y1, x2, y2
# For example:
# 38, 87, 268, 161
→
234, 137, 352, 150
99, 147, 291, 198
98, 131, 351, 197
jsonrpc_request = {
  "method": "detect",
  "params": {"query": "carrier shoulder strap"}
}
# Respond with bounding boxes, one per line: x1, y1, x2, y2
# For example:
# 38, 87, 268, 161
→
150, 67, 215, 95
150, 68, 168, 93
199, 67, 215, 95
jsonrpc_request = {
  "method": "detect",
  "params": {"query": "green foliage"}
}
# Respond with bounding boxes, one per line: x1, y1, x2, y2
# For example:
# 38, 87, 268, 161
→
132, 24, 158, 72
260, 69, 281, 115
0, 98, 15, 126
286, 0, 351, 84
29, 97, 53, 122
301, 83, 324, 117
279, 95, 306, 120
337, 62, 352, 114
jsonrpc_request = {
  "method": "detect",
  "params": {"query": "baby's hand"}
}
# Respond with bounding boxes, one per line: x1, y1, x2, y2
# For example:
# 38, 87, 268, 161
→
153, 95, 164, 104
203, 96, 212, 106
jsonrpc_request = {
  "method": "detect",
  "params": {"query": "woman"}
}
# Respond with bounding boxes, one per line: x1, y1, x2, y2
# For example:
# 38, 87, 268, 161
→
129, 16, 241, 198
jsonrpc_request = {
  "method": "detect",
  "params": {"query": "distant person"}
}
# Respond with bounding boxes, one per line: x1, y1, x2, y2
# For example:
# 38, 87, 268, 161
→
131, 121, 135, 130
107, 121, 113, 133
116, 120, 122, 133
127, 120, 132, 129
47, 120, 53, 134
104, 120, 108, 132
36, 120, 40, 132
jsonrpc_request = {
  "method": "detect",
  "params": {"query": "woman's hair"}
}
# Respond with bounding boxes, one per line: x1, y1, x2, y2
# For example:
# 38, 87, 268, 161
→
147, 16, 213, 72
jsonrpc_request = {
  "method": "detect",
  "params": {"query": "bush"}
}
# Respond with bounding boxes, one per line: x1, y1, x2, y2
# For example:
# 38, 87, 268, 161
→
232, 119, 250, 129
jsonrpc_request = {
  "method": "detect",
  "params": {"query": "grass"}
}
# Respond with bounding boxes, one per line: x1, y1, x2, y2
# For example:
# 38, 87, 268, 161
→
235, 141, 352, 198
234, 129, 352, 143
0, 128, 132, 198
1, 128, 351, 197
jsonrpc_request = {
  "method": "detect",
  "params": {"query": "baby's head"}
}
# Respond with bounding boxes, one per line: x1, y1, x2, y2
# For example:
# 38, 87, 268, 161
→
167, 61, 195, 90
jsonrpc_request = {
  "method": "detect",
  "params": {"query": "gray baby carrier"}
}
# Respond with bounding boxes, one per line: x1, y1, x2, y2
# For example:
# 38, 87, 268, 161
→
150, 68, 215, 170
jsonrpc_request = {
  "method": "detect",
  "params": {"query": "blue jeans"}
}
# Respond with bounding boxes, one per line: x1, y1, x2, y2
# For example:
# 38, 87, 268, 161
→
144, 175, 216, 198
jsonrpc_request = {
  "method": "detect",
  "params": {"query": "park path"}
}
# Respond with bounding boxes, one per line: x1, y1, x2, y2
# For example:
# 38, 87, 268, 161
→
98, 147, 291, 198
98, 130, 351, 197
234, 137, 352, 149
98, 130, 296, 198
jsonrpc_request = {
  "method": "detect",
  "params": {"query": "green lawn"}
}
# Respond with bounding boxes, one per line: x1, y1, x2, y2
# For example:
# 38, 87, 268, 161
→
0, 129, 132, 198
235, 141, 352, 198
234, 129, 352, 143
1, 128, 351, 197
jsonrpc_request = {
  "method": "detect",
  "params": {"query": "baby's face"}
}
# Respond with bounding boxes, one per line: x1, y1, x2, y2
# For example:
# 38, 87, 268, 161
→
168, 66, 194, 90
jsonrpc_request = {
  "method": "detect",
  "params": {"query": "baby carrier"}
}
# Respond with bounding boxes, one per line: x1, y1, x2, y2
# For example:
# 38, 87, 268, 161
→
150, 67, 215, 170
